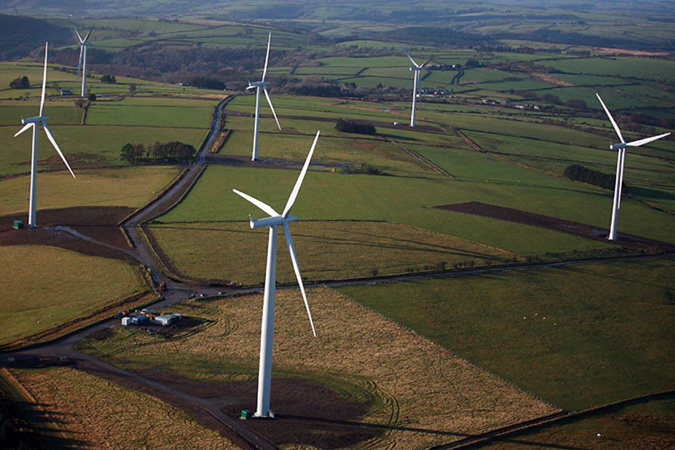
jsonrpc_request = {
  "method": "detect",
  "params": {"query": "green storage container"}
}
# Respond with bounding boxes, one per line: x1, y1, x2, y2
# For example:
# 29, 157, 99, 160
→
240, 409, 252, 420
13, 220, 24, 230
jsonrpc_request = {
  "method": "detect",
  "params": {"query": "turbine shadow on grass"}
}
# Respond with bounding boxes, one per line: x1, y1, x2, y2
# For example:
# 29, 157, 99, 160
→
628, 185, 675, 201
274, 414, 585, 450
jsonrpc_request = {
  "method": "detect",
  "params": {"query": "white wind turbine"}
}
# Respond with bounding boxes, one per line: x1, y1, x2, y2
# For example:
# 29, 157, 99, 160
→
14, 42, 76, 228
405, 50, 430, 127
247, 32, 281, 161
232, 131, 320, 418
74, 27, 93, 97
596, 93, 670, 241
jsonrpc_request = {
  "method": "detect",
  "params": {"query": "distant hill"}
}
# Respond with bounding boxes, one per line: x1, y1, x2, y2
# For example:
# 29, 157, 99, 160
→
0, 14, 72, 60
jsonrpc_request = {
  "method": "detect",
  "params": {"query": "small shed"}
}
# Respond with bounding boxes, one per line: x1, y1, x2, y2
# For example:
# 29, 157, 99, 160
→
13, 220, 24, 230
130, 315, 149, 325
154, 313, 181, 327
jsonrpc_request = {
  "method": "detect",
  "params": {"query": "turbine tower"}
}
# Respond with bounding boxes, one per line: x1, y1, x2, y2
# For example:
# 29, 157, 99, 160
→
233, 131, 320, 418
247, 32, 281, 161
14, 42, 76, 228
405, 51, 430, 128
596, 93, 670, 241
74, 27, 93, 98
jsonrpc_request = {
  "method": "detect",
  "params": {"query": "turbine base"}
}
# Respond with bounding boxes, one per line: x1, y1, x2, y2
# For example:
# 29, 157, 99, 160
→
252, 410, 276, 419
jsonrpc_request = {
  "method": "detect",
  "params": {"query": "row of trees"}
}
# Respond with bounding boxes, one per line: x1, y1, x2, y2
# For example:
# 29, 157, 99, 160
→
335, 118, 377, 135
121, 141, 196, 165
563, 164, 624, 191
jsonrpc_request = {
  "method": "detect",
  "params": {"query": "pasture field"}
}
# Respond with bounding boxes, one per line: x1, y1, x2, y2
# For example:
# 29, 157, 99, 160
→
485, 397, 675, 449
0, 101, 83, 126
463, 131, 675, 185
0, 166, 180, 215
8, 367, 237, 448
0, 245, 147, 346
86, 100, 215, 128
146, 220, 515, 284
219, 124, 435, 178
0, 124, 204, 175
78, 287, 558, 449
155, 165, 621, 255
542, 57, 675, 84
337, 258, 675, 410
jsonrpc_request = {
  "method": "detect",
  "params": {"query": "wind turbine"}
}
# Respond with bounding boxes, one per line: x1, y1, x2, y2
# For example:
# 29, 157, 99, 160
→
14, 42, 76, 228
247, 32, 281, 161
405, 50, 430, 128
232, 130, 320, 418
74, 26, 93, 97
596, 93, 670, 241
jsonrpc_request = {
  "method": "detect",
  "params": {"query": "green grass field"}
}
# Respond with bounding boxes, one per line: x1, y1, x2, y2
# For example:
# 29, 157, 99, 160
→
485, 397, 675, 449
337, 258, 675, 410
0, 125, 206, 176
0, 245, 147, 345
0, 166, 180, 215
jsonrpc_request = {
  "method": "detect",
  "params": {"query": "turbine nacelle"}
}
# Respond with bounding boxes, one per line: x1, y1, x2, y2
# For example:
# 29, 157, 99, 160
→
250, 215, 297, 229
21, 116, 48, 125
249, 80, 268, 89
610, 143, 626, 151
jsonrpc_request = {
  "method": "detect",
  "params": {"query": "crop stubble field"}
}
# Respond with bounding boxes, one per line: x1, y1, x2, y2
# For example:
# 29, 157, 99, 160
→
78, 287, 558, 449
7, 367, 238, 449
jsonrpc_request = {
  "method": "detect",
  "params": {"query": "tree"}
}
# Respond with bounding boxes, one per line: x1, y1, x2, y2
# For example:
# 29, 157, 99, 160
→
565, 99, 587, 110
120, 143, 136, 164
465, 58, 481, 68
541, 93, 562, 105
335, 118, 376, 135
9, 76, 29, 89
100, 74, 117, 84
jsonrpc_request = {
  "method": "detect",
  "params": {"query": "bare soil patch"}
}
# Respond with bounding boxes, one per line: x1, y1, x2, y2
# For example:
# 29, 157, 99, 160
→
0, 206, 134, 260
531, 73, 575, 87
436, 202, 675, 252
133, 368, 381, 448
43, 152, 110, 170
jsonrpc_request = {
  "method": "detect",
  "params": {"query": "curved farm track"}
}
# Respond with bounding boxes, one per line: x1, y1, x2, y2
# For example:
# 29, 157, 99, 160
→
2, 94, 675, 449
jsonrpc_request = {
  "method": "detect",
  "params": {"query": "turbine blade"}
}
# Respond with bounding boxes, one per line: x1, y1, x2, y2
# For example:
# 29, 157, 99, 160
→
232, 189, 279, 217
283, 222, 316, 337
43, 123, 76, 178
596, 93, 624, 143
404, 50, 419, 67
283, 130, 320, 217
40, 42, 48, 117
14, 123, 33, 138
626, 132, 670, 148
74, 27, 84, 43
420, 59, 432, 68
83, 27, 93, 43
262, 32, 271, 82
263, 88, 281, 131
